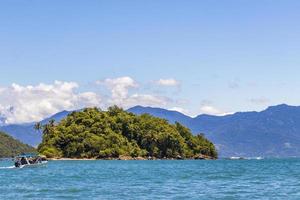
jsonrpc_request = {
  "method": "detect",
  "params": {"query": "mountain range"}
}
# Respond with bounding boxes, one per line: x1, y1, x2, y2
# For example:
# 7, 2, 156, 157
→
0, 110, 72, 146
1, 104, 300, 157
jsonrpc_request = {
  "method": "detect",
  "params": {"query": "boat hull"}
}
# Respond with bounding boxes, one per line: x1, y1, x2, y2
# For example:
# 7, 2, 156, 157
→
18, 161, 48, 168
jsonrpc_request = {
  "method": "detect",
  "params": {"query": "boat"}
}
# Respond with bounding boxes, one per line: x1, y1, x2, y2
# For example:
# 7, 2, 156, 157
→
14, 153, 48, 168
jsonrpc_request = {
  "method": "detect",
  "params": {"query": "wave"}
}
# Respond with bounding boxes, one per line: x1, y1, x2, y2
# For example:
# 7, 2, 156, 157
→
0, 166, 15, 169
245, 157, 264, 160
227, 156, 264, 160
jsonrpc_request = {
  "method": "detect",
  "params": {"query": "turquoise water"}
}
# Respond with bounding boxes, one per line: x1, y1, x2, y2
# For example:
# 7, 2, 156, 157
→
1, 159, 300, 199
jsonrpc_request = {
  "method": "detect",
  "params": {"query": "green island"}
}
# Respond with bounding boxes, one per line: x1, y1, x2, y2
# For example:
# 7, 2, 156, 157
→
0, 131, 36, 158
37, 106, 218, 160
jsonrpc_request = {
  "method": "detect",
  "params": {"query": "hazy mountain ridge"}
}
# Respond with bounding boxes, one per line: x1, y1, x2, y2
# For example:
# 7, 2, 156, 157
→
2, 104, 300, 157
40, 110, 72, 124
0, 111, 72, 147
129, 104, 300, 157
127, 106, 193, 125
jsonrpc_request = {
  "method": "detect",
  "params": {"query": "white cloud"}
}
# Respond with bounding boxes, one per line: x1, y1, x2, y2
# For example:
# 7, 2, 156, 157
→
0, 77, 182, 124
100, 76, 138, 105
199, 106, 224, 115
199, 105, 233, 116
169, 107, 190, 116
98, 76, 171, 109
0, 81, 101, 124
197, 100, 232, 116
126, 94, 169, 108
156, 78, 180, 87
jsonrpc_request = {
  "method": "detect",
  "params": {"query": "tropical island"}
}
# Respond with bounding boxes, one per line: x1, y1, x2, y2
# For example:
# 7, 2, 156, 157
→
36, 106, 217, 160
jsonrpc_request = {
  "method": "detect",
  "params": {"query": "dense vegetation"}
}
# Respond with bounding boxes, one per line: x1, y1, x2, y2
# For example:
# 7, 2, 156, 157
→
37, 106, 217, 159
0, 131, 36, 158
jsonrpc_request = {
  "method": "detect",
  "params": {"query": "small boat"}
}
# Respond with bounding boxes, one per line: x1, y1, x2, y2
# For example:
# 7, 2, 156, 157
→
14, 153, 48, 168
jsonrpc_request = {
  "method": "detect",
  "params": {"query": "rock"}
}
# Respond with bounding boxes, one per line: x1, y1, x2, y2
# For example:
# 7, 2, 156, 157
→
134, 156, 146, 160
118, 155, 133, 160
194, 154, 213, 160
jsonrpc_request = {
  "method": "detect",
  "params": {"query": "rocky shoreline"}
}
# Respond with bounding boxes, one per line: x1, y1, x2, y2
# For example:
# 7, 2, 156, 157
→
48, 154, 215, 161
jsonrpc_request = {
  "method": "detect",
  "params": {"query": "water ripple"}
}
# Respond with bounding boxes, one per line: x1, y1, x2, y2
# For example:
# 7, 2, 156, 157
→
1, 159, 300, 199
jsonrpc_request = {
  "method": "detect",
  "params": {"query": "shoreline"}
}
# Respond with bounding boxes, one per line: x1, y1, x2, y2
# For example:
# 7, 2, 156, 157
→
48, 155, 215, 161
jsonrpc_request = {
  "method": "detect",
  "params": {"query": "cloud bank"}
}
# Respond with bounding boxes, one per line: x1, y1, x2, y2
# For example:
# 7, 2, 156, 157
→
101, 77, 170, 108
0, 77, 174, 124
0, 81, 100, 124
0, 76, 236, 124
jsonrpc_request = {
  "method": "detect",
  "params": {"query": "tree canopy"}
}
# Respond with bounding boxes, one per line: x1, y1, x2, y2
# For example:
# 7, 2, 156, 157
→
38, 106, 217, 159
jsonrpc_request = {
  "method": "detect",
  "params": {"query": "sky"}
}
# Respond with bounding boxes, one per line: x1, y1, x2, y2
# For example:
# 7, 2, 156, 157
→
1, 0, 300, 123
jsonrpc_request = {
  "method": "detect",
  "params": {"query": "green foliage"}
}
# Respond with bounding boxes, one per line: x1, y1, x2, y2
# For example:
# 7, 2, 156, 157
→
38, 146, 61, 158
38, 107, 217, 159
0, 131, 36, 158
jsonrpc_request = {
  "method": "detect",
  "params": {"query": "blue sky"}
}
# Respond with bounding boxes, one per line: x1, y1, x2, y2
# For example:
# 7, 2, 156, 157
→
1, 0, 300, 122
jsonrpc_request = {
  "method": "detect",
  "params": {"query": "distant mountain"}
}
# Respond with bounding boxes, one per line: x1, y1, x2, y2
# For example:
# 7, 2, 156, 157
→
0, 131, 36, 158
0, 110, 72, 147
40, 110, 72, 124
128, 106, 192, 125
0, 124, 41, 147
4, 104, 300, 157
129, 104, 300, 157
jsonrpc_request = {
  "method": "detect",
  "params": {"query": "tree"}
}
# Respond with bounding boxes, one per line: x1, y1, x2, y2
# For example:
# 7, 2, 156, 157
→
49, 119, 55, 127
34, 122, 42, 134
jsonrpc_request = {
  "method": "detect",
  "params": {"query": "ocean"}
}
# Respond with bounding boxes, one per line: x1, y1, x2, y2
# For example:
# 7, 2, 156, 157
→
1, 159, 300, 199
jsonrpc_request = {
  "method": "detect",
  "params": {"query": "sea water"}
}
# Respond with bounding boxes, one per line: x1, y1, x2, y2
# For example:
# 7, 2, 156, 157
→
1, 159, 300, 199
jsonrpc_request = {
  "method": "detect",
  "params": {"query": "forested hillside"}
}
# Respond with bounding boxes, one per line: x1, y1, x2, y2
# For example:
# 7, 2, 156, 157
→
38, 106, 217, 159
0, 131, 36, 158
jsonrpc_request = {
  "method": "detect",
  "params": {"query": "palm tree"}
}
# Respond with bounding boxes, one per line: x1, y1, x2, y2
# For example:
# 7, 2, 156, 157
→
34, 122, 42, 134
49, 119, 55, 127
41, 119, 55, 137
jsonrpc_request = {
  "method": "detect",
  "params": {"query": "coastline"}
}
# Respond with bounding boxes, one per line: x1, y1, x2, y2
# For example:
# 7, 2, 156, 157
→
48, 155, 215, 161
